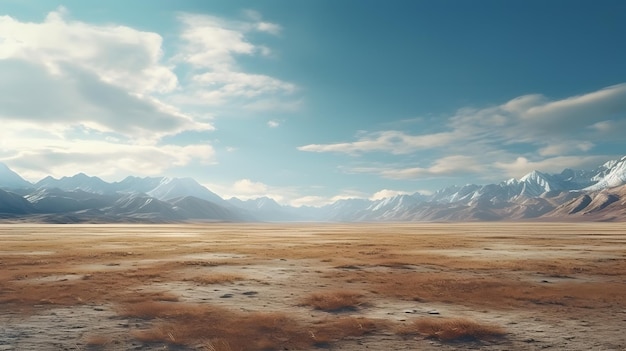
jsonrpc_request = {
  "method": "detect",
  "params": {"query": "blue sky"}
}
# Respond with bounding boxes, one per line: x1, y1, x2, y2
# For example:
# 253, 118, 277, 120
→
1, 1, 625, 205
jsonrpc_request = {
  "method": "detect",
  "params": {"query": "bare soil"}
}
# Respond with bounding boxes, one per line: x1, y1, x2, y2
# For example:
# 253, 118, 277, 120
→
1, 222, 625, 350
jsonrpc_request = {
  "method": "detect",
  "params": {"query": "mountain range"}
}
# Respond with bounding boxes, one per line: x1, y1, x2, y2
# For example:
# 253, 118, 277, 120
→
1, 156, 626, 223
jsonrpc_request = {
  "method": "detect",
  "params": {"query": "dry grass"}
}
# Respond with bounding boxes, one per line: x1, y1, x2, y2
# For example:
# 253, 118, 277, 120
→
361, 270, 626, 309
399, 317, 506, 342
183, 273, 244, 285
301, 290, 366, 312
122, 301, 384, 350
2, 223, 626, 349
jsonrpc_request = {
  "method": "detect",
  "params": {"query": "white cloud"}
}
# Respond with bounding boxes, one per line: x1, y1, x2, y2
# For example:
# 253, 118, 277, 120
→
0, 7, 298, 182
494, 156, 611, 178
0, 9, 178, 94
188, 71, 296, 105
378, 156, 482, 180
173, 13, 298, 110
299, 84, 626, 182
0, 60, 210, 139
1, 136, 215, 182
233, 179, 269, 194
268, 120, 280, 128
290, 195, 327, 207
370, 189, 410, 200
538, 141, 594, 156
300, 84, 626, 157
298, 130, 457, 155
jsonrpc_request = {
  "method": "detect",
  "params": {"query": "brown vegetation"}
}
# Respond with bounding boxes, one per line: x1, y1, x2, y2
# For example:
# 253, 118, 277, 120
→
2, 223, 626, 350
398, 317, 506, 341
301, 289, 366, 312
122, 301, 383, 350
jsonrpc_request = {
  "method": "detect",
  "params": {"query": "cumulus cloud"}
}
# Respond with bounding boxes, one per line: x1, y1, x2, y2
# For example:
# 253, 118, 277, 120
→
0, 9, 178, 94
233, 179, 269, 194
0, 7, 296, 181
173, 13, 298, 108
267, 120, 280, 128
0, 60, 210, 138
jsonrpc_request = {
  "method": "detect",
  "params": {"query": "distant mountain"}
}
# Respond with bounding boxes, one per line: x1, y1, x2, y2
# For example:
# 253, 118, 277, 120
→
172, 196, 252, 221
584, 156, 626, 191
228, 197, 304, 222
1, 155, 626, 222
0, 163, 32, 190
147, 177, 227, 205
25, 188, 119, 213
108, 193, 184, 220
36, 173, 114, 194
0, 188, 35, 215
111, 176, 164, 193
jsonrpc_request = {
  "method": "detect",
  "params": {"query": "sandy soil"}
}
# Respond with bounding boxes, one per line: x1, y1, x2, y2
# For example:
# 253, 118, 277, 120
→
1, 222, 625, 350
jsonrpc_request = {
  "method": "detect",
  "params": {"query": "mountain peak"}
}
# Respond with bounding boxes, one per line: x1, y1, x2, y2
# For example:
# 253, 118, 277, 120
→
0, 162, 33, 189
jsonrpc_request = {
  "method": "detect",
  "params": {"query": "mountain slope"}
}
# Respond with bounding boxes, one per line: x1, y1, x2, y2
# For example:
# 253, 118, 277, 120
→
0, 188, 35, 215
0, 163, 32, 190
36, 173, 114, 194
172, 196, 252, 221
147, 177, 226, 205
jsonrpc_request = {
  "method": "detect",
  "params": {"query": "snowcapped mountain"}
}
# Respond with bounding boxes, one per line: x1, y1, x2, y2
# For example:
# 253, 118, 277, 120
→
147, 177, 226, 205
36, 173, 115, 194
112, 176, 164, 193
584, 156, 626, 191
1, 155, 626, 222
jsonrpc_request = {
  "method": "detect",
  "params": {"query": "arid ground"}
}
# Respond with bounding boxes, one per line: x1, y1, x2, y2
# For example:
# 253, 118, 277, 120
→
1, 223, 625, 350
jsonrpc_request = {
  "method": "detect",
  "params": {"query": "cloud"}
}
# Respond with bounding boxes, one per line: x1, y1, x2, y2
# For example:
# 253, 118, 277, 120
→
298, 130, 457, 155
0, 9, 178, 94
0, 60, 210, 138
299, 84, 626, 181
173, 13, 298, 109
0, 7, 298, 182
494, 155, 611, 178
300, 84, 626, 156
370, 189, 410, 200
2, 136, 215, 182
538, 141, 594, 156
232, 179, 269, 194
353, 155, 482, 180
267, 120, 280, 128
188, 71, 296, 106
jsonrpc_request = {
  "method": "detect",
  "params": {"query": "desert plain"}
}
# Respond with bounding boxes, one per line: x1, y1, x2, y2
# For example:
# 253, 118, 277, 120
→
0, 222, 625, 350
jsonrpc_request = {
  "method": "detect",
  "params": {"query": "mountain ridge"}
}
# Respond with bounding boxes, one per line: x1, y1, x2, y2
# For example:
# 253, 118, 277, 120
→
0, 155, 625, 222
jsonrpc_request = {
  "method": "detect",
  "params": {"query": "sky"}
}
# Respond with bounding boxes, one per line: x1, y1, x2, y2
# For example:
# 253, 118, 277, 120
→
0, 0, 625, 206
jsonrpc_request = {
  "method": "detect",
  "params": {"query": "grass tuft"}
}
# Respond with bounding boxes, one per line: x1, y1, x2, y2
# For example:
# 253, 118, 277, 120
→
399, 317, 506, 342
301, 290, 366, 312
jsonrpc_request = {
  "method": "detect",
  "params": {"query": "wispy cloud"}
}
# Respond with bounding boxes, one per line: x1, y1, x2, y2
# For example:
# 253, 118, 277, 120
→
300, 84, 626, 179
298, 130, 457, 155
348, 155, 483, 180
267, 120, 280, 128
